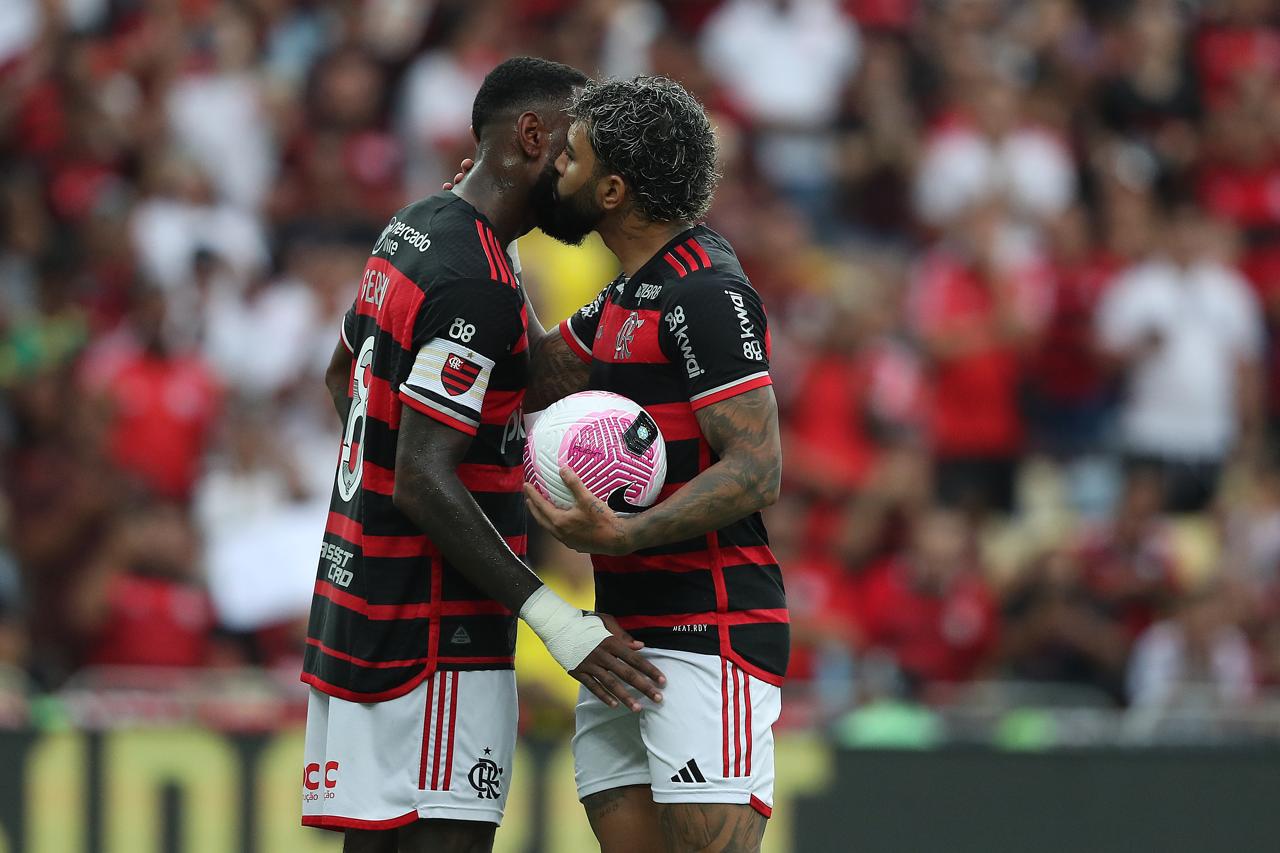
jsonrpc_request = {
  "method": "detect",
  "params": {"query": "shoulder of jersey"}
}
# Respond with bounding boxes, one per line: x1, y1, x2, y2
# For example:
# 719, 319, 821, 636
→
375, 193, 520, 289
653, 230, 752, 293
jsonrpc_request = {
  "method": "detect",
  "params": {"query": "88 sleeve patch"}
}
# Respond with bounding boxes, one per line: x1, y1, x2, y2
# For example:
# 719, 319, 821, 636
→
659, 281, 773, 411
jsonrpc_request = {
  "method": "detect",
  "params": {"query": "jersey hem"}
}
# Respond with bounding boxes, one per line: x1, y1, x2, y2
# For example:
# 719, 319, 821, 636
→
650, 790, 773, 820
303, 811, 420, 832
576, 773, 655, 802
301, 666, 434, 703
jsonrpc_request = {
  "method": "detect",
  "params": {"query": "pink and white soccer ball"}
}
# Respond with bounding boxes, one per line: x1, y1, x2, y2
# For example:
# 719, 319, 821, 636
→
524, 391, 667, 514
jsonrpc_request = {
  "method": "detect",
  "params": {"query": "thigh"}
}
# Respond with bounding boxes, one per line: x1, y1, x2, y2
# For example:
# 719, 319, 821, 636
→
343, 829, 397, 853
398, 818, 496, 853
656, 802, 767, 853
582, 785, 665, 853
639, 651, 780, 820
573, 684, 652, 801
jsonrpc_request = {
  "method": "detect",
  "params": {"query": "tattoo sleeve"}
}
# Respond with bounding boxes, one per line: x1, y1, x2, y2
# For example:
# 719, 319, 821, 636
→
658, 803, 767, 853
625, 386, 781, 552
525, 327, 591, 412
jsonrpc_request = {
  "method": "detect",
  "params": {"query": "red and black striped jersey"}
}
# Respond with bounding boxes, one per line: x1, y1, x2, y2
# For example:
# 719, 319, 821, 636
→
303, 193, 529, 702
559, 225, 789, 686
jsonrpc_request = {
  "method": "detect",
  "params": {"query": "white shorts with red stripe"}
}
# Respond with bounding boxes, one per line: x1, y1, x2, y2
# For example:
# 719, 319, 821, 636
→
302, 669, 517, 831
572, 648, 780, 818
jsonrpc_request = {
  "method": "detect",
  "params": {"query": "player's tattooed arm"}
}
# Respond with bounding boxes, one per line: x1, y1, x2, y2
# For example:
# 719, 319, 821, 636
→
525, 327, 591, 412
324, 340, 353, 424
658, 803, 767, 853
525, 386, 781, 555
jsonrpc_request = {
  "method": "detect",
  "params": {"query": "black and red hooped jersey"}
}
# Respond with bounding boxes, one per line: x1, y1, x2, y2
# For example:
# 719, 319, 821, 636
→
303, 194, 529, 702
559, 225, 789, 685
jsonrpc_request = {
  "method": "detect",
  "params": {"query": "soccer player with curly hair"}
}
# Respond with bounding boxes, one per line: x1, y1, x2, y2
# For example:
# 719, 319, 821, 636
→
523, 76, 788, 853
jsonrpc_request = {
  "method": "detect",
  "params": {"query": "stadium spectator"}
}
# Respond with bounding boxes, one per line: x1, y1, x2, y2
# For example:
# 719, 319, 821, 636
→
1096, 201, 1264, 512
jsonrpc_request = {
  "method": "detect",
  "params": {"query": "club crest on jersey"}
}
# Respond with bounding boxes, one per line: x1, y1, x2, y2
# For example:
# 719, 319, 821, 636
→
441, 354, 481, 396
615, 311, 644, 360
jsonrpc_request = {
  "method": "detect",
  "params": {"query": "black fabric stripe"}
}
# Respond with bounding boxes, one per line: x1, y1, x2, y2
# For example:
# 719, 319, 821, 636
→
595, 570, 716, 617
724, 563, 786, 612
437, 615, 517, 657
303, 644, 424, 696
728, 623, 790, 676
587, 363, 687, 407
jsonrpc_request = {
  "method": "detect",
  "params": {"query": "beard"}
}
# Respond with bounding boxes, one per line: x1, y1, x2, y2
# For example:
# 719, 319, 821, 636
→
531, 159, 605, 246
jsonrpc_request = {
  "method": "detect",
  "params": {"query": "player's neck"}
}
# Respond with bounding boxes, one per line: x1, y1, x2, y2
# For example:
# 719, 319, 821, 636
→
599, 215, 690, 278
453, 163, 532, 247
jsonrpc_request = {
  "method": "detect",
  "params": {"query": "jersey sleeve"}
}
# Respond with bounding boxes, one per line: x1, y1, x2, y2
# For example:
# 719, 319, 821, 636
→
558, 279, 613, 363
659, 279, 772, 410
340, 305, 357, 352
398, 279, 524, 435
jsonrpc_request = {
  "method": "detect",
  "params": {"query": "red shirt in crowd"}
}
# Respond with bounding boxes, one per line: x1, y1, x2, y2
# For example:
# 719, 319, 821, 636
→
84, 574, 214, 668
1195, 23, 1280, 106
856, 557, 1000, 684
1074, 521, 1180, 642
909, 250, 1047, 457
1026, 254, 1120, 403
83, 340, 221, 502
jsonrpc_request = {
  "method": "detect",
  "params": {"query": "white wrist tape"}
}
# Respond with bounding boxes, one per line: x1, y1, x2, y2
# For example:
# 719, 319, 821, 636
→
519, 585, 610, 672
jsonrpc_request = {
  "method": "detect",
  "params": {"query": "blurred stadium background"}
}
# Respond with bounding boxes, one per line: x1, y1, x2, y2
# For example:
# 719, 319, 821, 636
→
3, 0, 1280, 850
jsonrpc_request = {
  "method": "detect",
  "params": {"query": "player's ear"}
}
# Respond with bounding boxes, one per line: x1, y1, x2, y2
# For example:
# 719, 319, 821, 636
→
470, 124, 479, 145
516, 112, 543, 160
598, 173, 627, 212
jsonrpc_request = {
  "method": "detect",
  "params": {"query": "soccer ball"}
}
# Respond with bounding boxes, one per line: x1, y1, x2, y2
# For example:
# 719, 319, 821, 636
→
524, 391, 667, 514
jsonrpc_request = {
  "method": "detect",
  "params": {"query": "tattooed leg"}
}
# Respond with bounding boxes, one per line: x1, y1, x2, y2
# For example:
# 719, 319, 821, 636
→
656, 803, 766, 853
583, 785, 666, 853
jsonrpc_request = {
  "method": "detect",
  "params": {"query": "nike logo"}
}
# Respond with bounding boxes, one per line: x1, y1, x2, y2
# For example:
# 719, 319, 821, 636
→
607, 486, 649, 515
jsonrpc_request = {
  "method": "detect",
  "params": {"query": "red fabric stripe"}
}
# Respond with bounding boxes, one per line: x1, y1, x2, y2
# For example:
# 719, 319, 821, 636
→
306, 637, 429, 669
438, 600, 513, 616
476, 221, 499, 281
559, 319, 593, 363
690, 374, 773, 412
458, 463, 524, 493
721, 657, 730, 778
512, 331, 529, 355
688, 238, 712, 269
400, 391, 478, 436
303, 811, 420, 832
301, 668, 433, 703
744, 671, 752, 776
438, 655, 515, 665
732, 664, 742, 777
479, 389, 525, 425
645, 402, 701, 442
362, 461, 395, 495
363, 533, 438, 559
326, 512, 361, 546
365, 374, 401, 430
314, 581, 511, 620
431, 670, 447, 789
729, 652, 785, 687
419, 673, 434, 788
489, 229, 516, 287
675, 243, 700, 272
352, 258, 426, 351
443, 671, 460, 789
613, 610, 787, 630
749, 796, 772, 819
592, 545, 777, 574
663, 253, 687, 277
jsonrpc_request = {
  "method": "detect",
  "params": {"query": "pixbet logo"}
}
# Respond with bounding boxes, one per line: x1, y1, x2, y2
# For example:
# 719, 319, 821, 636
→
303, 761, 340, 801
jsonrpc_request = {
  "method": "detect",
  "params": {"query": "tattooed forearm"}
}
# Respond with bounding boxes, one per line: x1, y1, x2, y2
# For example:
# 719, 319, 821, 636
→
658, 803, 767, 853
526, 328, 591, 412
625, 387, 781, 552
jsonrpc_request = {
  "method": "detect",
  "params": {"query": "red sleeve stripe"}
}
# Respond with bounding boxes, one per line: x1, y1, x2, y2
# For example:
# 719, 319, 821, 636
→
613, 608, 789, 630
689, 372, 772, 411
687, 238, 712, 269
476, 220, 500, 282
559, 319, 593, 363
306, 637, 430, 669
675, 243, 700, 272
663, 253, 688, 278
399, 387, 480, 435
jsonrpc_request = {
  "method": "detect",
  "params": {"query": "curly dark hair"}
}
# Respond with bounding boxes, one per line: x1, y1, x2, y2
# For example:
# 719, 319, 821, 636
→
567, 76, 720, 223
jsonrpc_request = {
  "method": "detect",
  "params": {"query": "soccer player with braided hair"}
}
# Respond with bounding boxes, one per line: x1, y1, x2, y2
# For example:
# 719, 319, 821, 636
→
524, 76, 788, 853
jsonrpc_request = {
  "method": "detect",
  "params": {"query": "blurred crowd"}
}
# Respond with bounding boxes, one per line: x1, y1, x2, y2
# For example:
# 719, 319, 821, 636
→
3, 0, 1280, 729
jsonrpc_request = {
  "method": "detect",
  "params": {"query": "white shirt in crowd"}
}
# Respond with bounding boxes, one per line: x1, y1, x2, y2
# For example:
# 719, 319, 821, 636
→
1127, 619, 1255, 709
915, 124, 1076, 227
1097, 258, 1262, 460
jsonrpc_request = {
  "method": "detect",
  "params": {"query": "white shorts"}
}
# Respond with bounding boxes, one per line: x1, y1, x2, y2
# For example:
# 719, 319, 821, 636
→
573, 648, 780, 818
302, 669, 517, 831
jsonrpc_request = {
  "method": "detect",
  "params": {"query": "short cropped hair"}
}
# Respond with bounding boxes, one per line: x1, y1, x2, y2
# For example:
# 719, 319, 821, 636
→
568, 76, 720, 223
470, 57, 588, 143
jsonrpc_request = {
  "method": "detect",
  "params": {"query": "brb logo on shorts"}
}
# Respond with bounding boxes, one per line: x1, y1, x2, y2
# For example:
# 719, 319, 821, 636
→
468, 749, 504, 800
303, 761, 339, 801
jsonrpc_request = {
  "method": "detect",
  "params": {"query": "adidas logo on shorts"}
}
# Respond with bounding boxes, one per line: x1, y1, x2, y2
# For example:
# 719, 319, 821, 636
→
670, 759, 707, 784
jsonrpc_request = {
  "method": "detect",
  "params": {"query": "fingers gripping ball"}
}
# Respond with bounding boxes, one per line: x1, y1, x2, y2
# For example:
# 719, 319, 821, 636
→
524, 391, 667, 514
